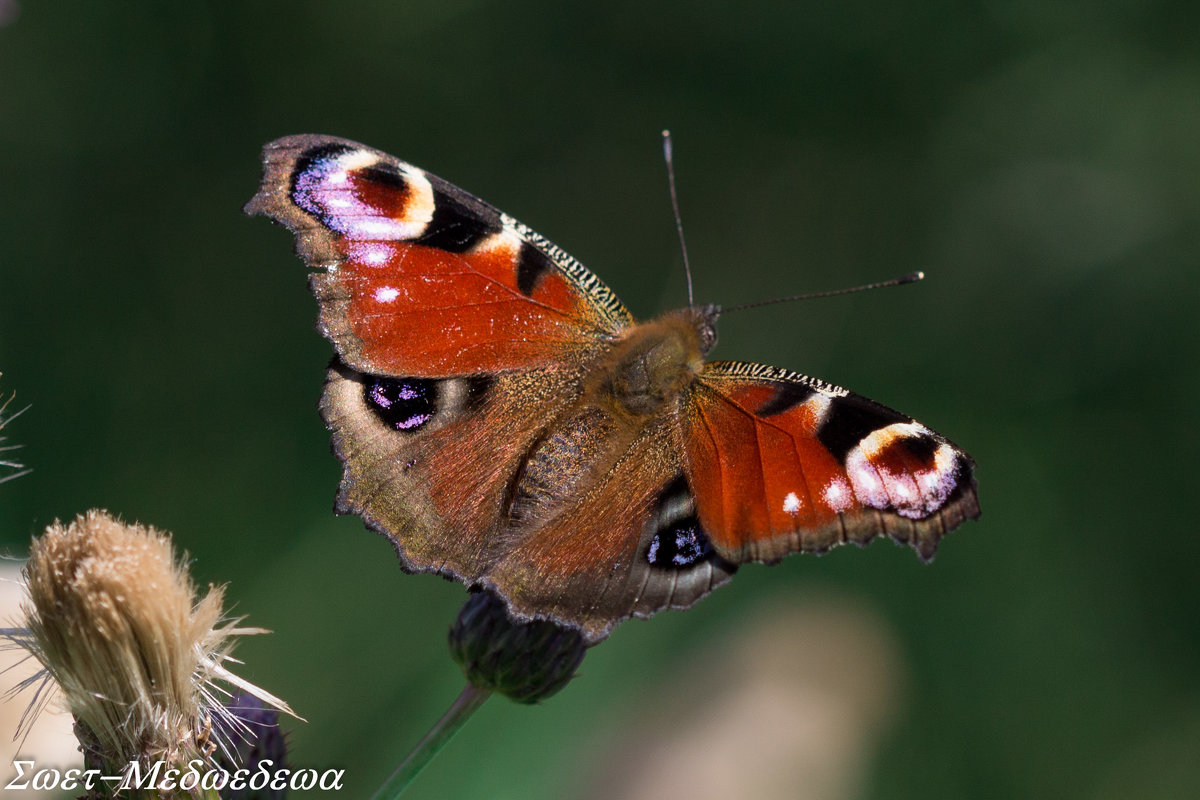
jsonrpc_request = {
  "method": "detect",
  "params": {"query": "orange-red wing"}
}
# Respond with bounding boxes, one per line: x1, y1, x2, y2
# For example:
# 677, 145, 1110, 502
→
246, 135, 633, 377
682, 362, 979, 563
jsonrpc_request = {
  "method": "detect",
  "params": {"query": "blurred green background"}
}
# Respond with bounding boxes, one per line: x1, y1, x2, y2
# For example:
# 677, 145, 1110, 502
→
3, 2, 1199, 798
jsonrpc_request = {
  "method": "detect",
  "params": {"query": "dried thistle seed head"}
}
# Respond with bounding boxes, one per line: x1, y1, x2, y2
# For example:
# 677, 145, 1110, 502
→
15, 509, 293, 773
0, 381, 28, 483
448, 591, 587, 704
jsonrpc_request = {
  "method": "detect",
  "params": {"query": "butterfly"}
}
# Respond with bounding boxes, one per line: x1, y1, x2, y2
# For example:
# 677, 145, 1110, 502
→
246, 135, 980, 643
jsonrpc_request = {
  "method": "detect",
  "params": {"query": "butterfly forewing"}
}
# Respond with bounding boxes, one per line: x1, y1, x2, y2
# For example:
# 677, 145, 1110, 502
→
246, 135, 632, 377
684, 362, 979, 563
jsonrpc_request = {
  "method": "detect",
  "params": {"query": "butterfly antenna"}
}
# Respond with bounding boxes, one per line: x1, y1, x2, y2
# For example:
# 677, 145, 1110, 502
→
721, 271, 925, 314
662, 130, 695, 307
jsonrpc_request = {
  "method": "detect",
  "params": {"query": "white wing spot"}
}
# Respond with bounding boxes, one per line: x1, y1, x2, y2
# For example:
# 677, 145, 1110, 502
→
783, 491, 802, 515
348, 242, 395, 266
803, 394, 833, 427
823, 477, 852, 512
373, 286, 400, 303
846, 449, 889, 509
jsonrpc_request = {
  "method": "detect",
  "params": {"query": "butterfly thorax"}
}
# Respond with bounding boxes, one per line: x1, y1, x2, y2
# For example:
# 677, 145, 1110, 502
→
589, 307, 715, 419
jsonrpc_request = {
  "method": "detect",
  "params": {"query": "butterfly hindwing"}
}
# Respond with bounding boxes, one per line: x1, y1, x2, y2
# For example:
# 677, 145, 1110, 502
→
683, 362, 979, 563
320, 360, 585, 581
246, 135, 633, 377
485, 415, 735, 642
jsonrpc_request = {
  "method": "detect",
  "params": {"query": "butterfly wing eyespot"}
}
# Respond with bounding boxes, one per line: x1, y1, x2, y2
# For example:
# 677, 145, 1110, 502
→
684, 361, 979, 564
362, 376, 438, 432
643, 475, 721, 568
246, 134, 633, 378
647, 522, 712, 567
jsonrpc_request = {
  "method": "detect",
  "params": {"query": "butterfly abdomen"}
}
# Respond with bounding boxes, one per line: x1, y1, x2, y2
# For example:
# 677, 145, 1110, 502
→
508, 407, 621, 526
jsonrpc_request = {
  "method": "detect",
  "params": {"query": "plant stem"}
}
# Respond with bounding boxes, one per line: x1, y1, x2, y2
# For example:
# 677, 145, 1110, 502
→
371, 683, 492, 800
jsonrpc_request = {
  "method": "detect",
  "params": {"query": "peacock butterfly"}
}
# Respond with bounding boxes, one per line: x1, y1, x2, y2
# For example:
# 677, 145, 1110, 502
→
245, 135, 980, 643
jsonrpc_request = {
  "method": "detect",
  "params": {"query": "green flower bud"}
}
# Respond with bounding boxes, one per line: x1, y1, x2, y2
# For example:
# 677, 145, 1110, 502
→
448, 591, 587, 703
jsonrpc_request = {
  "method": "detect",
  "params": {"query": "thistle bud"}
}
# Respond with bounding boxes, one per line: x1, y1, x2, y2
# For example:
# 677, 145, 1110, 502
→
213, 691, 289, 800
448, 591, 587, 703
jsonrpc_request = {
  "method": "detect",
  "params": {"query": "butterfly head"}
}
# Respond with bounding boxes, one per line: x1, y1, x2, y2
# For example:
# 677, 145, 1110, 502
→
693, 303, 720, 355
593, 305, 720, 419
